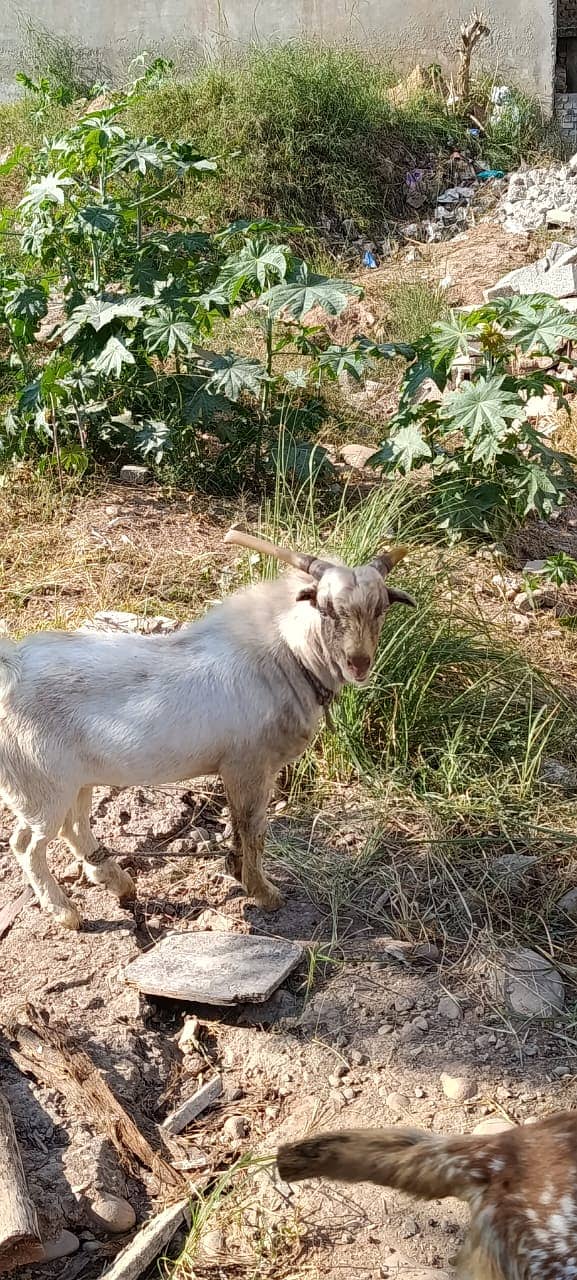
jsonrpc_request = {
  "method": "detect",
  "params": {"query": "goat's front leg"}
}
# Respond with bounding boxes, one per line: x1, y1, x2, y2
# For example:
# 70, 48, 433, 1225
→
62, 787, 135, 901
12, 823, 80, 930
221, 768, 282, 910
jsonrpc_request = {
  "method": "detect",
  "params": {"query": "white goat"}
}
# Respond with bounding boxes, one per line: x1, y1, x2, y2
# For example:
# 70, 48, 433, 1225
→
0, 528, 415, 929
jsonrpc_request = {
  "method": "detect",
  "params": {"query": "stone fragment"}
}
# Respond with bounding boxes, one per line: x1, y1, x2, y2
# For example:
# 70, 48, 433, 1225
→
490, 947, 564, 1017
440, 1073, 477, 1102
125, 932, 303, 1004
472, 1116, 515, 1135
119, 464, 151, 485
89, 1194, 136, 1235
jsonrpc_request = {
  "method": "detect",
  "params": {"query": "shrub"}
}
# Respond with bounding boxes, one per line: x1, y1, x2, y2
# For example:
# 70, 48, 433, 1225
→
369, 297, 577, 537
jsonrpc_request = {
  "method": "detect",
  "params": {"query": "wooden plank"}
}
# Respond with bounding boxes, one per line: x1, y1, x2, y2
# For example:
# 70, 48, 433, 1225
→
0, 1088, 43, 1274
100, 1201, 189, 1280
162, 1075, 222, 1136
0, 890, 34, 943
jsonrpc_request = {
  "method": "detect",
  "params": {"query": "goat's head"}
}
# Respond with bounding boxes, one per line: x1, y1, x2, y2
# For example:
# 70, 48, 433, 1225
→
224, 527, 416, 686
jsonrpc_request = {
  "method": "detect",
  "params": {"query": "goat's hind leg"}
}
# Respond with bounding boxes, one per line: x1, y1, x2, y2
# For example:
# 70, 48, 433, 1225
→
65, 787, 135, 901
222, 768, 282, 910
11, 819, 80, 930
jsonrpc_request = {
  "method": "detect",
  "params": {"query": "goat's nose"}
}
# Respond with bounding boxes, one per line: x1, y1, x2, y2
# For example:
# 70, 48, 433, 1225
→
349, 653, 371, 679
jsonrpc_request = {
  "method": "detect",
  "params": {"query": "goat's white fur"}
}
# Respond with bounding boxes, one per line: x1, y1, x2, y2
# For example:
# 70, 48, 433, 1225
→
0, 551, 411, 929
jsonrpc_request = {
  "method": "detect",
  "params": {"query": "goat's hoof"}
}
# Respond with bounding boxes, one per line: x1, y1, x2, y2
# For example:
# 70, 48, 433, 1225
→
115, 869, 136, 901
54, 903, 82, 930
253, 883, 284, 911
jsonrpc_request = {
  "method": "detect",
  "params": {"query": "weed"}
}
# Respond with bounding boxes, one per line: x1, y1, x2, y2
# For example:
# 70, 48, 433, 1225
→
131, 44, 468, 248
19, 17, 106, 102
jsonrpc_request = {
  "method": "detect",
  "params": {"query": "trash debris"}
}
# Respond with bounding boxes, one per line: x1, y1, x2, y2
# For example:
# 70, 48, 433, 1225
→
477, 168, 505, 180
489, 85, 520, 126
362, 249, 378, 268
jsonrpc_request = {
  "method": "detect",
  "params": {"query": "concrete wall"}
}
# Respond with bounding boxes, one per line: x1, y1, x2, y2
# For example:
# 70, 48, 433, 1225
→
0, 0, 557, 108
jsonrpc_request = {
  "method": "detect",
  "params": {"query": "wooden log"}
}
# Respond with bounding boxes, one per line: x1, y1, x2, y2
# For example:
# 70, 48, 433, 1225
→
0, 1088, 43, 1274
0, 889, 34, 943
100, 1201, 189, 1280
161, 1075, 222, 1137
4, 1005, 183, 1193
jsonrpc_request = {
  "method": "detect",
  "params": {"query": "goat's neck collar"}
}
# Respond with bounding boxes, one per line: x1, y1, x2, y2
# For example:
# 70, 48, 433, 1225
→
293, 653, 335, 710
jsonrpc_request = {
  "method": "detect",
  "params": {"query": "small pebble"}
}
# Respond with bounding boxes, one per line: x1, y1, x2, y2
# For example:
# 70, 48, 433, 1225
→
42, 1231, 80, 1261
90, 1193, 136, 1235
438, 995, 461, 1021
440, 1073, 477, 1102
385, 1091, 410, 1115
223, 1114, 247, 1141
472, 1116, 515, 1135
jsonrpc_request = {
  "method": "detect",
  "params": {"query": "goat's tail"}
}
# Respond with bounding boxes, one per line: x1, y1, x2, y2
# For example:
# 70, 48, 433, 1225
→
277, 1126, 500, 1203
0, 637, 21, 699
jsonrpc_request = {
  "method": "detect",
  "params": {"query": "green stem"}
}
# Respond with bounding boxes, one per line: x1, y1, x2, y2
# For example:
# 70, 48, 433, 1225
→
90, 236, 100, 292
135, 176, 142, 248
255, 313, 274, 477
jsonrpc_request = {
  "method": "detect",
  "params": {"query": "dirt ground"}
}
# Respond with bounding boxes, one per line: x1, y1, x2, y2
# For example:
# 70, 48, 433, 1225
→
2, 217, 577, 1280
3, 777, 577, 1280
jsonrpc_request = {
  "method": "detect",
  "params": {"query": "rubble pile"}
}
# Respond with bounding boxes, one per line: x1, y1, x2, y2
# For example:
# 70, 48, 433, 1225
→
496, 157, 577, 234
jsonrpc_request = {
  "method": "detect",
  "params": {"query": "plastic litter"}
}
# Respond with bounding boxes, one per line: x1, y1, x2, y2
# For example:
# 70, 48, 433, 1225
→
477, 169, 505, 180
490, 85, 520, 127
363, 250, 378, 268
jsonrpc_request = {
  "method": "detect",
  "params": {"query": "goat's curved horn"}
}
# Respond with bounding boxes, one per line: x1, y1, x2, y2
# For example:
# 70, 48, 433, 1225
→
369, 545, 409, 578
224, 527, 331, 580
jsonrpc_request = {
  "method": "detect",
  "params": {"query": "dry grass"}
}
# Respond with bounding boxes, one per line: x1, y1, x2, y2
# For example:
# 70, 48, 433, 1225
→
0, 467, 245, 633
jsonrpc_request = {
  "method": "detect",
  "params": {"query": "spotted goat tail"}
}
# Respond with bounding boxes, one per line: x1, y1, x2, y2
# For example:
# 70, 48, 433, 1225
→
277, 1126, 503, 1203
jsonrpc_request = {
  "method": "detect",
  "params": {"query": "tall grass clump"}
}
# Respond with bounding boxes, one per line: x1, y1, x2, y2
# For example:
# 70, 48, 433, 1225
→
132, 44, 467, 243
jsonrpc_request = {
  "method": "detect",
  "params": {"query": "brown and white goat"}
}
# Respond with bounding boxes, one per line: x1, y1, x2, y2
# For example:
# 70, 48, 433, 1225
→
278, 1115, 577, 1280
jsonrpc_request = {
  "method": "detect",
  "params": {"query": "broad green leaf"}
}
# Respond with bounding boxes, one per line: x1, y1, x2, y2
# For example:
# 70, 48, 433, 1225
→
4, 284, 47, 329
182, 385, 231, 424
372, 423, 432, 473
143, 310, 197, 355
441, 375, 519, 446
428, 313, 474, 366
260, 264, 360, 320
514, 460, 561, 514
90, 335, 135, 377
134, 419, 172, 463
19, 172, 74, 210
111, 138, 172, 174
283, 368, 309, 388
217, 240, 289, 299
78, 204, 121, 234
202, 352, 267, 400
314, 344, 372, 381
500, 296, 577, 355
60, 294, 152, 340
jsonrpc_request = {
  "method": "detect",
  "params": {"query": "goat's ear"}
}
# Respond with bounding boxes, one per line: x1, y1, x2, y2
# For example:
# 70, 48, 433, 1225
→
296, 585, 318, 607
387, 587, 417, 608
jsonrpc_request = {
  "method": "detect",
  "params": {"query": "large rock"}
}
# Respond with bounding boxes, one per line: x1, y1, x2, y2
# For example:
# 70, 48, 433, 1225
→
125, 932, 303, 1004
490, 947, 564, 1017
485, 259, 577, 301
